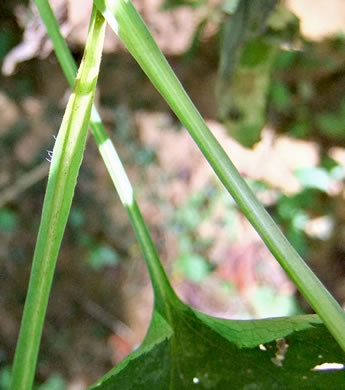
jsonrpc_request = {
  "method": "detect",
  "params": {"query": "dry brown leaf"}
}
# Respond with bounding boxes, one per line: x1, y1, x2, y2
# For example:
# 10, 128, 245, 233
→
287, 0, 345, 40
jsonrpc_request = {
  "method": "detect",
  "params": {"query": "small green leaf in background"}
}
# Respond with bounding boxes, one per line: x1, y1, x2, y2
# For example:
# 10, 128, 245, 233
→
289, 119, 311, 138
0, 31, 12, 60
329, 164, 345, 181
217, 1, 300, 147
88, 243, 119, 270
172, 191, 212, 235
69, 207, 85, 229
270, 81, 292, 112
162, 0, 204, 10
250, 286, 299, 318
1, 369, 65, 390
175, 253, 211, 282
91, 301, 345, 389
286, 224, 308, 257
0, 209, 18, 232
0, 366, 11, 390
295, 167, 332, 192
274, 49, 297, 69
276, 192, 313, 256
316, 113, 345, 140
222, 0, 240, 15
216, 0, 279, 147
240, 39, 273, 67
37, 375, 65, 390
277, 192, 312, 221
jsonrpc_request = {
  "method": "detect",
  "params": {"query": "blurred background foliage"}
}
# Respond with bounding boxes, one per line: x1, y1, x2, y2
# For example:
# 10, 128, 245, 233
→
0, 0, 345, 387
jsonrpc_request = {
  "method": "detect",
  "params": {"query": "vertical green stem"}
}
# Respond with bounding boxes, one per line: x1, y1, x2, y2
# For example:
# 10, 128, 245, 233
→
33, 0, 177, 312
10, 9, 106, 390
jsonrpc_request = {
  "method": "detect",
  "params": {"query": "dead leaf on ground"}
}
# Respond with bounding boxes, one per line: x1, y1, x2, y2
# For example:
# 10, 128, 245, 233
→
287, 0, 345, 40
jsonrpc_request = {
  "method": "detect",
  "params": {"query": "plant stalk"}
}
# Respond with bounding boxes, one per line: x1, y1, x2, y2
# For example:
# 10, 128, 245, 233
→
93, 0, 345, 352
33, 0, 176, 311
10, 8, 106, 390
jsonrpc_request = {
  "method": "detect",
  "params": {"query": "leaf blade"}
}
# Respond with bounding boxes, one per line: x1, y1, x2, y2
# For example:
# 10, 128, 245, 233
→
91, 306, 345, 389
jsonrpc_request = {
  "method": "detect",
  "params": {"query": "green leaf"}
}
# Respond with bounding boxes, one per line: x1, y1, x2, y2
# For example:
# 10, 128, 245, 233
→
162, 0, 203, 9
250, 286, 298, 317
219, 38, 278, 147
316, 113, 345, 139
176, 253, 211, 282
91, 302, 345, 389
240, 39, 273, 67
270, 81, 292, 112
289, 120, 310, 138
216, 0, 278, 147
0, 366, 11, 390
0, 209, 18, 232
88, 244, 119, 269
274, 49, 297, 69
295, 167, 332, 192
222, 0, 241, 15
37, 375, 65, 390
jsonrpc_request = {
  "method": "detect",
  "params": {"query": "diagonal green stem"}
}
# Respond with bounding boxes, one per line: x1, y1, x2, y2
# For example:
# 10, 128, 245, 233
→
34, 0, 176, 312
10, 8, 106, 390
93, 0, 345, 352
94, 121, 178, 312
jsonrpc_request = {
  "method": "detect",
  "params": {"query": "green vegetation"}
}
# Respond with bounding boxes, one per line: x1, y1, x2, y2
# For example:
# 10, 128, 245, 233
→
7, 0, 345, 389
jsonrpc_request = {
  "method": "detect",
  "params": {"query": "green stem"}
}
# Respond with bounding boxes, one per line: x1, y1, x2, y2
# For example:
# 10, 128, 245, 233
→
33, 0, 176, 311
94, 0, 345, 351
129, 201, 178, 310
95, 120, 177, 312
10, 8, 106, 390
